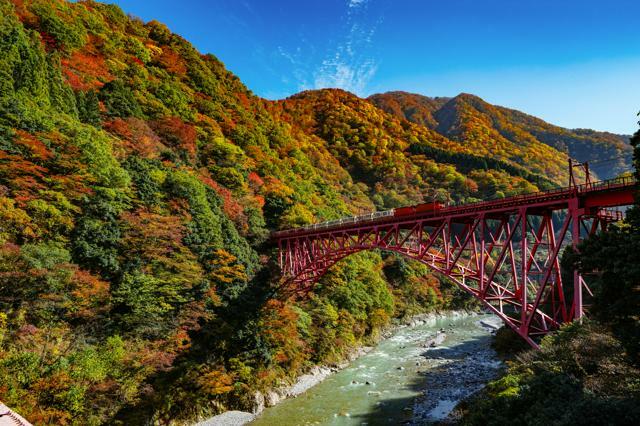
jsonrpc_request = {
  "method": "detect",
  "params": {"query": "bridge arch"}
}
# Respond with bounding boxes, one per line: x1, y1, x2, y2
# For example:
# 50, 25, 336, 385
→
283, 238, 554, 348
275, 176, 636, 347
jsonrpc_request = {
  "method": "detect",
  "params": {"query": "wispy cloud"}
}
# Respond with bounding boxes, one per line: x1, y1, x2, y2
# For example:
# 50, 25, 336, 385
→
277, 0, 381, 96
348, 0, 368, 8
310, 0, 379, 94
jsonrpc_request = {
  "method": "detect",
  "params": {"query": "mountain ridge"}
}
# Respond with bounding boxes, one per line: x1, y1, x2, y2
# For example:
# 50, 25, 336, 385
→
368, 91, 633, 179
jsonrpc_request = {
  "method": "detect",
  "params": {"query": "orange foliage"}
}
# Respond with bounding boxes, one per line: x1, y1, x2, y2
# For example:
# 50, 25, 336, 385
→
207, 249, 246, 285
69, 269, 109, 319
11, 0, 37, 27
61, 48, 113, 91
103, 118, 132, 140
198, 367, 235, 396
14, 130, 53, 161
0, 151, 49, 204
119, 209, 188, 261
155, 47, 187, 75
29, 372, 74, 426
260, 299, 305, 368
247, 171, 264, 187
262, 176, 293, 199
198, 171, 246, 227
104, 118, 165, 158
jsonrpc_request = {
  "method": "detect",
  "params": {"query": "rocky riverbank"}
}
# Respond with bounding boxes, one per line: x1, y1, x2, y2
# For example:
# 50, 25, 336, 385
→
194, 346, 374, 426
194, 310, 481, 426
410, 316, 503, 424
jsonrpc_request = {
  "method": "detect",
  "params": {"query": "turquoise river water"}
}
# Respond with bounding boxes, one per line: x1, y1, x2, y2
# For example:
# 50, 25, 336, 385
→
250, 313, 502, 426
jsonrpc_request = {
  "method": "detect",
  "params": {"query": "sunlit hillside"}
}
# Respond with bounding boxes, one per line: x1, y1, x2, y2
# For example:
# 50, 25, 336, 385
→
0, 1, 635, 424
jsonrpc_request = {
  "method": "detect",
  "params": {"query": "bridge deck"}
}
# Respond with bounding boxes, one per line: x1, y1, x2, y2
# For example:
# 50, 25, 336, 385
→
273, 175, 636, 239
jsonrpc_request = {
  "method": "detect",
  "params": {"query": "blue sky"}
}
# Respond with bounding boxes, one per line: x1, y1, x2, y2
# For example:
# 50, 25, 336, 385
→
107, 0, 640, 134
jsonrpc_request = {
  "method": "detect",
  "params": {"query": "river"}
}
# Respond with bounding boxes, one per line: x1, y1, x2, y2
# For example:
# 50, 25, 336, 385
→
250, 313, 502, 426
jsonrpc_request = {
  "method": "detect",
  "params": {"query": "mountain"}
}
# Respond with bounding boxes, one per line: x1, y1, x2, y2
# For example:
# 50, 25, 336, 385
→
0, 1, 633, 424
369, 91, 633, 179
272, 88, 551, 209
368, 90, 449, 128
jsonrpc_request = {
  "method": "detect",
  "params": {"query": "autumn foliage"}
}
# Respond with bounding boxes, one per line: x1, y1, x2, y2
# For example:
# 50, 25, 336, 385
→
0, 0, 632, 424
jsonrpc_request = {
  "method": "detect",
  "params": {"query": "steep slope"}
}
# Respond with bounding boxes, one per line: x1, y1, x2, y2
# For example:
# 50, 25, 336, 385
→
0, 1, 470, 423
369, 91, 633, 179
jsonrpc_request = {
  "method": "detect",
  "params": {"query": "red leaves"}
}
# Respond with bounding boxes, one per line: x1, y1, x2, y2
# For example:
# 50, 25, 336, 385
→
152, 116, 198, 160
103, 118, 132, 140
130, 55, 144, 66
198, 171, 247, 228
14, 130, 53, 161
0, 130, 90, 205
38, 31, 59, 51
0, 150, 49, 203
248, 171, 264, 187
60, 48, 113, 91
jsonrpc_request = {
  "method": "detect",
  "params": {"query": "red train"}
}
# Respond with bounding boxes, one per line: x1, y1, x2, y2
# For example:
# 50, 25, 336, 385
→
394, 202, 444, 217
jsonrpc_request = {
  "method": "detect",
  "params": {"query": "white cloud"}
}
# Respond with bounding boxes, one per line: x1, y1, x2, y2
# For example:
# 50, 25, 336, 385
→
312, 56, 378, 95
348, 0, 368, 7
275, 0, 380, 96
307, 2, 379, 95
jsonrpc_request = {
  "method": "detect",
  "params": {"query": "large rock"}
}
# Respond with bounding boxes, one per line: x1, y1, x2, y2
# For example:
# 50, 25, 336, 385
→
251, 390, 265, 414
424, 332, 447, 348
265, 390, 281, 407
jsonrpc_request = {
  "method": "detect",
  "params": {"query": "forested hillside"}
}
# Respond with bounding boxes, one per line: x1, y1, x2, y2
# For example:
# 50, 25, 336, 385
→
370, 91, 633, 179
0, 1, 632, 424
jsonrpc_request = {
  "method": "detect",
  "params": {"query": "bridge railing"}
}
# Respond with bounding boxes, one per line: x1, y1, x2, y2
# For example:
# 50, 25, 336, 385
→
576, 174, 636, 193
298, 210, 394, 233
435, 174, 636, 215
273, 175, 636, 238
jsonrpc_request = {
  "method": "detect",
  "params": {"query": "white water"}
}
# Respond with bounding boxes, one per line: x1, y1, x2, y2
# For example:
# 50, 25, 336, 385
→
250, 314, 502, 426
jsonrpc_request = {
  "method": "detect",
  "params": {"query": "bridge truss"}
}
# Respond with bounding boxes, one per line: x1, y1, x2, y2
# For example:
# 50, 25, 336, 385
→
274, 176, 636, 347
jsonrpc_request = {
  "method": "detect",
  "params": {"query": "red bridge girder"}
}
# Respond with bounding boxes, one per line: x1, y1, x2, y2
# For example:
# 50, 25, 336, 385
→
273, 176, 636, 347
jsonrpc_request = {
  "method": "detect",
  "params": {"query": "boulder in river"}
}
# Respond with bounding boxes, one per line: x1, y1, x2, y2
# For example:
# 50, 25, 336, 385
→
424, 332, 447, 348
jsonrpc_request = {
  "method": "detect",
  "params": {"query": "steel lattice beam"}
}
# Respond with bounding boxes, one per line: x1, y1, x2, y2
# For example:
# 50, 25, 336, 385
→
274, 177, 636, 347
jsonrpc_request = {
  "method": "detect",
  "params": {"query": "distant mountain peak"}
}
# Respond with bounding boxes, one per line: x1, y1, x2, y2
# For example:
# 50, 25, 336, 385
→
369, 91, 633, 179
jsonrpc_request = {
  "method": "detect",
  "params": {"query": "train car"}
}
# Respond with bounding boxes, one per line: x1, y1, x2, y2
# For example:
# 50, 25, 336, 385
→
394, 206, 416, 216
414, 202, 444, 214
393, 202, 443, 217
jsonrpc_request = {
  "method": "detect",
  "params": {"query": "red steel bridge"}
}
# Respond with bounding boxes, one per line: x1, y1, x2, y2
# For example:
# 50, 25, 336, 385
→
272, 169, 637, 347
